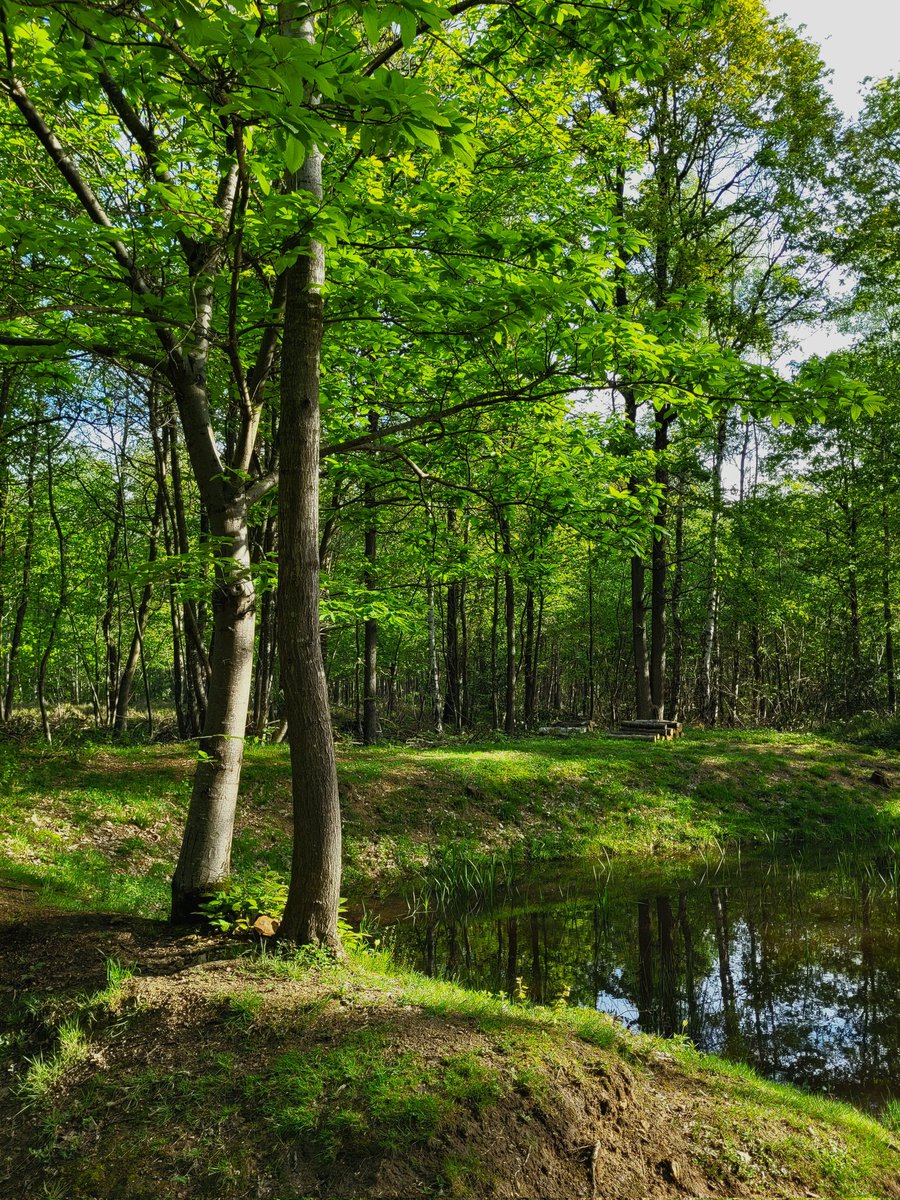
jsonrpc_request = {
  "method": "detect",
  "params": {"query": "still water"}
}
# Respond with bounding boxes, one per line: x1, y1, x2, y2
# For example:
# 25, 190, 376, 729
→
364, 855, 900, 1109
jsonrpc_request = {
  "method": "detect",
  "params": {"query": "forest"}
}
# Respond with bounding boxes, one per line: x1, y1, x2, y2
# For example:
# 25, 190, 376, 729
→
0, 2, 899, 1198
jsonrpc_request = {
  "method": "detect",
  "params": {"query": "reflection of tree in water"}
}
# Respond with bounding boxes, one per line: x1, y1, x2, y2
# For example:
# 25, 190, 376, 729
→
388, 858, 899, 1106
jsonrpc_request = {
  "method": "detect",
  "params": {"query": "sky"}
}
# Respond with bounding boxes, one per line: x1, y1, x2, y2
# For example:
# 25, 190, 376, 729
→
765, 1, 900, 362
768, 0, 900, 116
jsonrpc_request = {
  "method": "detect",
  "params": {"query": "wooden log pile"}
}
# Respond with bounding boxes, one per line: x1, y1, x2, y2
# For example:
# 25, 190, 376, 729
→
608, 719, 684, 743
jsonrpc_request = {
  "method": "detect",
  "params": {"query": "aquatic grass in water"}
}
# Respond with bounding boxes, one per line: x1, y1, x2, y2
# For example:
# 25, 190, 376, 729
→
407, 843, 513, 916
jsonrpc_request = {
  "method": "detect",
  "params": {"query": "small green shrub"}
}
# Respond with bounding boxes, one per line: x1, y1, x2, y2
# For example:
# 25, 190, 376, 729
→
198, 870, 289, 932
198, 872, 364, 949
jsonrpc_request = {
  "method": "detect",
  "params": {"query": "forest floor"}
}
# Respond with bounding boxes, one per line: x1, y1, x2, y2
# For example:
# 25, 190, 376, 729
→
0, 882, 898, 1200
0, 727, 897, 916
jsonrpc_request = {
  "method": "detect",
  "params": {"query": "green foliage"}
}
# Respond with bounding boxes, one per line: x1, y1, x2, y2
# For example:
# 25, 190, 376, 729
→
197, 870, 289, 932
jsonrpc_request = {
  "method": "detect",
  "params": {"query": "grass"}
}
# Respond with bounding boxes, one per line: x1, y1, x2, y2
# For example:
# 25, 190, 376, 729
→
1, 729, 898, 917
18, 1018, 91, 1108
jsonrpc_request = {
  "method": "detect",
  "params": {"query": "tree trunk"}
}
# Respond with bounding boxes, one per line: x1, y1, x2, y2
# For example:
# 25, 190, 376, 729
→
666, 492, 684, 718
427, 578, 444, 734
883, 491, 896, 713
649, 408, 672, 719
113, 489, 164, 736
170, 500, 257, 920
443, 511, 462, 730
500, 512, 516, 734
3, 442, 37, 723
587, 545, 595, 721
101, 489, 124, 727
490, 562, 500, 728
523, 584, 535, 728
276, 13, 341, 949
696, 414, 728, 723
363, 417, 379, 745
623, 387, 652, 718
38, 434, 67, 744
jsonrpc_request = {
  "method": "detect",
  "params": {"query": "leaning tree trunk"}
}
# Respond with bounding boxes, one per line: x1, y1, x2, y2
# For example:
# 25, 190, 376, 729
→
277, 12, 342, 948
170, 497, 257, 921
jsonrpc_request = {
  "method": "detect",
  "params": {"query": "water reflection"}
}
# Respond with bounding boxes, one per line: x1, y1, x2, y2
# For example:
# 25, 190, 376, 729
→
370, 858, 900, 1109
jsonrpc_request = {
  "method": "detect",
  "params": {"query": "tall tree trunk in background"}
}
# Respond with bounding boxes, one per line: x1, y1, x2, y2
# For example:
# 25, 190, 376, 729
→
443, 510, 462, 731
458, 520, 472, 724
624, 386, 652, 719
649, 407, 672, 719
523, 583, 535, 728
167, 417, 210, 737
610, 140, 651, 722
3, 441, 37, 723
882, 487, 896, 713
113, 489, 164, 735
277, 5, 341, 948
500, 511, 516, 734
490, 560, 500, 728
152, 412, 189, 739
587, 546, 596, 721
362, 413, 379, 745
101, 489, 124, 726
252, 512, 278, 737
667, 493, 684, 718
845, 500, 863, 712
427, 578, 444, 734
38, 433, 66, 744
696, 413, 728, 724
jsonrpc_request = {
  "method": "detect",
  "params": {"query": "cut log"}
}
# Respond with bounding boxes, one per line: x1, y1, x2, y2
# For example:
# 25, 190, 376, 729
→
620, 719, 682, 731
607, 732, 664, 742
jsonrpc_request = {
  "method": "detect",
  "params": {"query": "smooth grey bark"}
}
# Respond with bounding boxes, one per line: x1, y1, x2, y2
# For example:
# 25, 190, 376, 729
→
170, 495, 257, 921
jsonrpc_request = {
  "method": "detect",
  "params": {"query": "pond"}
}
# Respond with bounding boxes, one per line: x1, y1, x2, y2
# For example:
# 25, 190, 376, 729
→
359, 852, 900, 1111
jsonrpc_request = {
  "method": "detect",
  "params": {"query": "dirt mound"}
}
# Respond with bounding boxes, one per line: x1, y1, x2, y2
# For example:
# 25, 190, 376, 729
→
1, 909, 897, 1200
